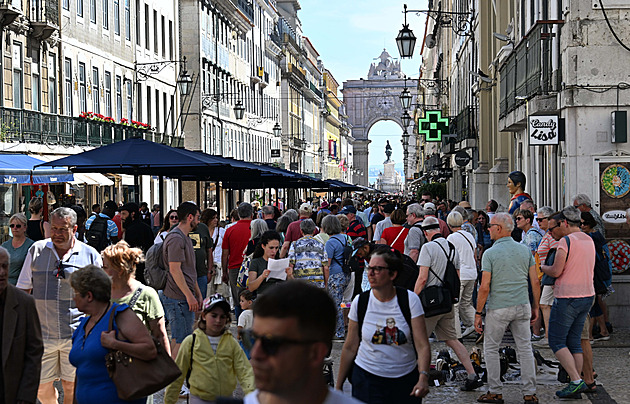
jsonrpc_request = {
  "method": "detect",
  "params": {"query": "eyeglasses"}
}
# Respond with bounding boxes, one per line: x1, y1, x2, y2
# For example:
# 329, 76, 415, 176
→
169, 215, 178, 220
548, 224, 561, 231
515, 217, 524, 222
366, 265, 389, 274
9, 224, 22, 228
241, 329, 319, 356
580, 222, 586, 226
536, 217, 547, 222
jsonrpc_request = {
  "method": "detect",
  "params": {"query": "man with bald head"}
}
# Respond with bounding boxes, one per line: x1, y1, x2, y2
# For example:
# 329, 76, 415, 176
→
0, 246, 43, 404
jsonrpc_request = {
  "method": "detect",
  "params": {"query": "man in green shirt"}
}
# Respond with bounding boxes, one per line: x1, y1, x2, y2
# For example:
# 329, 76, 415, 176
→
475, 212, 541, 404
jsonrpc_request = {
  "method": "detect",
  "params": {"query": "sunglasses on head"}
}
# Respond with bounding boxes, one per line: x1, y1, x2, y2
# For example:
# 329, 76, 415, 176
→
240, 329, 320, 356
9, 224, 22, 228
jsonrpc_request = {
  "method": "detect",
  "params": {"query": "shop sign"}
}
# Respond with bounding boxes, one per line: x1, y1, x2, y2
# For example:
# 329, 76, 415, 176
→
419, 110, 449, 142
454, 150, 471, 166
528, 115, 559, 145
271, 149, 281, 158
602, 210, 627, 224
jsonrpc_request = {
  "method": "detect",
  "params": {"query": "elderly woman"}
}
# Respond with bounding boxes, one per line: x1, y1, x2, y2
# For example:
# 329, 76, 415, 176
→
26, 197, 50, 241
446, 211, 478, 338
323, 215, 351, 340
102, 240, 169, 355
245, 218, 269, 256
336, 246, 430, 403
2, 213, 34, 285
69, 265, 157, 404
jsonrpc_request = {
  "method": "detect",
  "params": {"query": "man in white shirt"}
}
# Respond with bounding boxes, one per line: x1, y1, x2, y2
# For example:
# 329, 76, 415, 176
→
244, 281, 362, 404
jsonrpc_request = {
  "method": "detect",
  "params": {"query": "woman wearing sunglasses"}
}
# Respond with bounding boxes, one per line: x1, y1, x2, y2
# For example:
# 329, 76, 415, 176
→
154, 209, 179, 244
2, 213, 34, 285
336, 246, 431, 403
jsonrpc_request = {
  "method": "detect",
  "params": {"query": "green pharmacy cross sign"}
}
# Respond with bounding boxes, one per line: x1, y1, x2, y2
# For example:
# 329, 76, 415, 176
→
419, 110, 449, 142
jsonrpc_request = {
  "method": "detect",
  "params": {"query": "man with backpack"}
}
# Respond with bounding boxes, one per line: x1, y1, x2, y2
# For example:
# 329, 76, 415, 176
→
84, 200, 118, 252
404, 203, 425, 262
474, 212, 540, 404
414, 216, 483, 392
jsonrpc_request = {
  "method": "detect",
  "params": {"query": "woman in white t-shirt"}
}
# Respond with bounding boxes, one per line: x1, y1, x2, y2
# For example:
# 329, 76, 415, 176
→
202, 208, 228, 298
447, 211, 478, 339
336, 246, 430, 403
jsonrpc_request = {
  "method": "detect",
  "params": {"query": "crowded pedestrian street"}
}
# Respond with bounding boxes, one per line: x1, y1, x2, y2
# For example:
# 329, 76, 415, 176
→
1, 0, 630, 403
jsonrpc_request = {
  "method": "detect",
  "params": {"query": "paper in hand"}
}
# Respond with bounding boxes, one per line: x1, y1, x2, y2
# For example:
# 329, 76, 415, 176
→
267, 258, 289, 281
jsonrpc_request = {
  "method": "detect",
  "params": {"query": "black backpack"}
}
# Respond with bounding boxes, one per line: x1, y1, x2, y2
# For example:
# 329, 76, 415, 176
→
592, 238, 613, 295
331, 235, 353, 275
86, 215, 109, 252
393, 254, 420, 291
434, 240, 461, 304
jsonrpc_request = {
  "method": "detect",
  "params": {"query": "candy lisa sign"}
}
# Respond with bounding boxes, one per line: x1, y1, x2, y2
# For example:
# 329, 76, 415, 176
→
528, 116, 559, 145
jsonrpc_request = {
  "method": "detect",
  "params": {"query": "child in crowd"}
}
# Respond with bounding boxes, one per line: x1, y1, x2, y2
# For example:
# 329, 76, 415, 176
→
164, 294, 254, 404
237, 290, 255, 358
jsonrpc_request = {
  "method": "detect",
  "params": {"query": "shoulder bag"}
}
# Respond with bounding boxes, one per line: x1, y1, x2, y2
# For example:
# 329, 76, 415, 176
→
105, 303, 182, 400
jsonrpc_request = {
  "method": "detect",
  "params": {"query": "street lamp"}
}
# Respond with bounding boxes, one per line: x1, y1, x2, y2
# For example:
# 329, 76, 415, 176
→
396, 4, 416, 59
177, 69, 192, 96
401, 110, 412, 128
400, 85, 412, 110
234, 100, 245, 119
273, 122, 282, 137
401, 129, 410, 148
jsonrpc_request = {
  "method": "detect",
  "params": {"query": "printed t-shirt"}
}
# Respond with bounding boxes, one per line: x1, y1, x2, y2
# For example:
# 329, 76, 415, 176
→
554, 232, 596, 298
349, 289, 424, 378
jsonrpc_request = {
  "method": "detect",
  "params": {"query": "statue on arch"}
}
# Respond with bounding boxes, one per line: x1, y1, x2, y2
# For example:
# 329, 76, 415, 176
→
385, 140, 392, 161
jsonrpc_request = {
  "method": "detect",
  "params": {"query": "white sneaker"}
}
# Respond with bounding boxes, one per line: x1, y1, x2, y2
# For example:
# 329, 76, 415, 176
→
532, 338, 549, 348
179, 384, 190, 398
462, 326, 476, 338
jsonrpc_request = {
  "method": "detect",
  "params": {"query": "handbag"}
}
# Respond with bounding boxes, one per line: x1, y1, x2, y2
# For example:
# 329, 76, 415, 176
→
541, 236, 571, 286
104, 303, 182, 401
236, 253, 254, 288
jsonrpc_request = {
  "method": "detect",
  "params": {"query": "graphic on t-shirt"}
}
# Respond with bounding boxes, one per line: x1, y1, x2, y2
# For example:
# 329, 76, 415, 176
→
189, 233, 201, 249
371, 317, 408, 345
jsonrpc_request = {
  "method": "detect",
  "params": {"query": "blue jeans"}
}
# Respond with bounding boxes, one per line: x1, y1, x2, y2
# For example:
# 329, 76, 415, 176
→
197, 275, 208, 300
548, 296, 594, 354
160, 293, 195, 343
351, 364, 422, 404
327, 272, 349, 338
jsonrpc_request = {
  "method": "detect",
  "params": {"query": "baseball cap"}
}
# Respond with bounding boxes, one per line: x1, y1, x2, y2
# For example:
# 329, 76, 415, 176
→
335, 198, 342, 203
203, 294, 231, 314
339, 205, 357, 215
424, 202, 436, 210
321, 201, 329, 209
352, 237, 369, 253
299, 202, 313, 213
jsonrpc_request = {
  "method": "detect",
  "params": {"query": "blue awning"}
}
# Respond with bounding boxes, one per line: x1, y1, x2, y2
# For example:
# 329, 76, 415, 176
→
0, 154, 74, 185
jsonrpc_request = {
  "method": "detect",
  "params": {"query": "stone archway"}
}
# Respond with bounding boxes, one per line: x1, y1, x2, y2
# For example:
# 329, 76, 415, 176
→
341, 49, 419, 186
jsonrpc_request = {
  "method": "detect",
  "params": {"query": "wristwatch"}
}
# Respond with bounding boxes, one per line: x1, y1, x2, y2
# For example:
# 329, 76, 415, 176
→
475, 311, 483, 316
419, 370, 429, 378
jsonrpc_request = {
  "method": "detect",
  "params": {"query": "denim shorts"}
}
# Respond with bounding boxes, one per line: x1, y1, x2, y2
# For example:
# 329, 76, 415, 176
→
160, 293, 195, 343
548, 296, 594, 354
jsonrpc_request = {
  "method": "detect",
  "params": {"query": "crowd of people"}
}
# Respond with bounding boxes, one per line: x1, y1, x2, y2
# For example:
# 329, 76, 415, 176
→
0, 170, 620, 404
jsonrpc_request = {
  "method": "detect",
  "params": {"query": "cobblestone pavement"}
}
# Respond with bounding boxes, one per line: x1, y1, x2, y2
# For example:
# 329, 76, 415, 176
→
150, 328, 628, 404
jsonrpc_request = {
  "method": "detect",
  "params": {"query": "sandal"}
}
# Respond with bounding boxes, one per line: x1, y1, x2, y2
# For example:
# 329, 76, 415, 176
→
478, 392, 504, 404
523, 394, 539, 403
584, 382, 597, 393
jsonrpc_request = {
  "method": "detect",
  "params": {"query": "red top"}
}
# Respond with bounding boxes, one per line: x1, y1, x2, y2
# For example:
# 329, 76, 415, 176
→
381, 226, 409, 254
223, 219, 252, 269
285, 218, 319, 244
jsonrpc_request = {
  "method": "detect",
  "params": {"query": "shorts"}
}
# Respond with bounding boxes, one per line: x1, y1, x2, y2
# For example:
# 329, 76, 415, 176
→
539, 285, 554, 306
161, 293, 195, 343
423, 307, 458, 341
343, 272, 355, 304
41, 339, 75, 384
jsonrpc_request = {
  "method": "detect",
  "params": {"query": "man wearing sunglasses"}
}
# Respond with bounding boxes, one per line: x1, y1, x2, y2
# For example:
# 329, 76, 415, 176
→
243, 280, 362, 404
17, 207, 102, 404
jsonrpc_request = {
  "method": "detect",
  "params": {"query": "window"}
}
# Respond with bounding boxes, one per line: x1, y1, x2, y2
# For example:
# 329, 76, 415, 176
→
92, 67, 100, 113
146, 86, 151, 126
13, 43, 23, 108
31, 49, 40, 111
49, 54, 57, 113
135, 0, 140, 45
155, 88, 159, 132
90, 0, 96, 22
114, 0, 120, 35
136, 84, 142, 121
63, 0, 69, 10
124, 0, 130, 40
103, 0, 108, 29
64, 58, 72, 115
105, 71, 112, 117
163, 91, 167, 133
115, 75, 122, 120
78, 62, 86, 113
153, 10, 157, 54
77, 0, 83, 17
168, 20, 173, 58
126, 79, 132, 120
161, 15, 165, 57
144, 5, 149, 50
170, 94, 174, 134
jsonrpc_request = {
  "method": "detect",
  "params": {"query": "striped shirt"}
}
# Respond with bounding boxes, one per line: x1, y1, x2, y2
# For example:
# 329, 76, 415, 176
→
85, 212, 119, 238
17, 239, 102, 340
537, 231, 559, 264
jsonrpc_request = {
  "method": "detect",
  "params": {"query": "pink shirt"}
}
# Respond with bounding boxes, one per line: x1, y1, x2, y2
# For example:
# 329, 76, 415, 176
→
554, 232, 596, 298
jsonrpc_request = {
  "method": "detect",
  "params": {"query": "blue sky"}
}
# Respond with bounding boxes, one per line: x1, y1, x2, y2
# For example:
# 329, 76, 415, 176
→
299, 0, 427, 175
